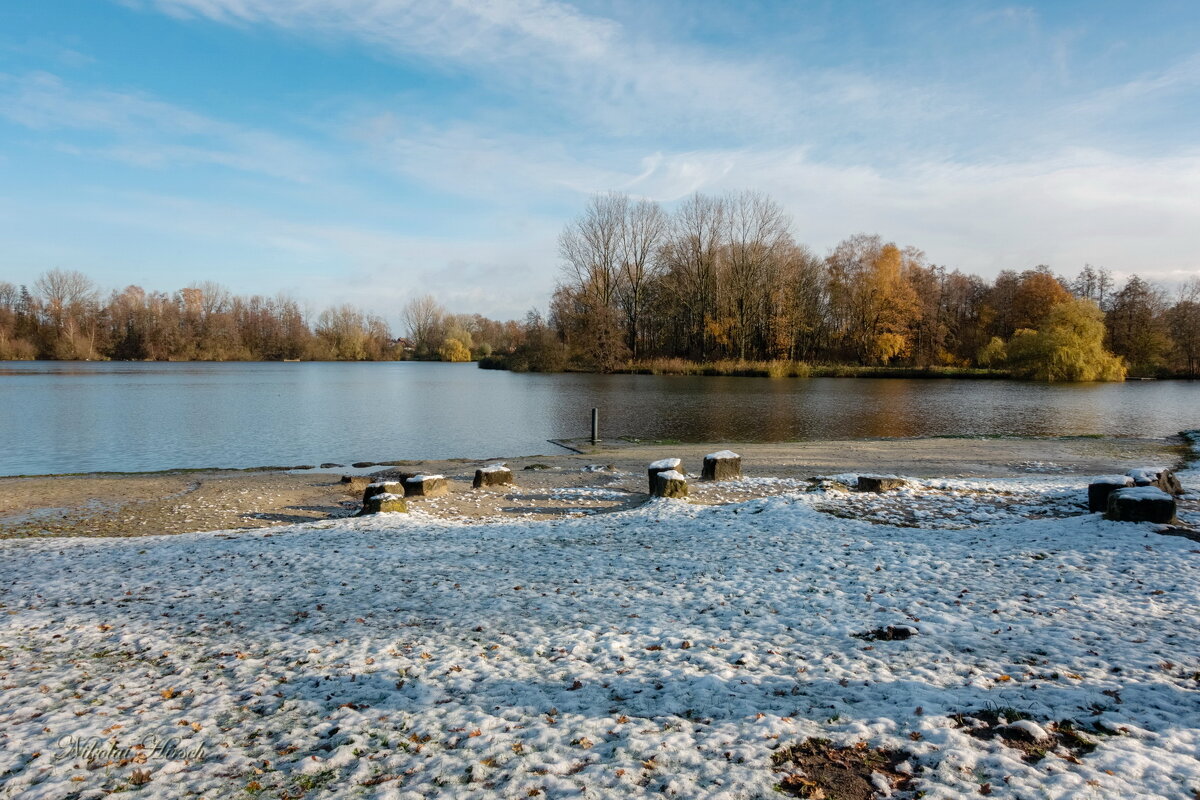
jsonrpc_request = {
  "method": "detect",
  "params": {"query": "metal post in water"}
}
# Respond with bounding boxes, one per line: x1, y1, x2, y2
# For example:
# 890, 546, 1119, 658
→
591, 407, 599, 445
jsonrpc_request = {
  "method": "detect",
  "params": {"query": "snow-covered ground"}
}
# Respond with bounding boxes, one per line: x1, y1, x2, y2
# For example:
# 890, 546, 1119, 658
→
1, 471, 1198, 799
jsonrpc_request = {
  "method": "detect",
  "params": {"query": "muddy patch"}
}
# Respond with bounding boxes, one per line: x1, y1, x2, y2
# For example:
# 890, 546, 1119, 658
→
951, 708, 1106, 763
771, 738, 913, 800
852, 624, 919, 642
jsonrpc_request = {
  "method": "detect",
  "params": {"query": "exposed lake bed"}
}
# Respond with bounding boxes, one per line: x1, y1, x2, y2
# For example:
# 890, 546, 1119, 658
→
2, 435, 1192, 538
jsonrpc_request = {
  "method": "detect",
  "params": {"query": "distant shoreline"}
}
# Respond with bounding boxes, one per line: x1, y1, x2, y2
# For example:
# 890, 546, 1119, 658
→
7, 357, 1199, 381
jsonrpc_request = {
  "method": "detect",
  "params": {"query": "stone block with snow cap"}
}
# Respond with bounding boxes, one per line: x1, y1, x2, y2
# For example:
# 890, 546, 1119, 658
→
473, 463, 513, 489
360, 493, 408, 515
647, 457, 683, 494
1106, 486, 1177, 524
362, 481, 404, 505
702, 450, 741, 481
652, 469, 688, 499
404, 474, 449, 498
1088, 475, 1134, 512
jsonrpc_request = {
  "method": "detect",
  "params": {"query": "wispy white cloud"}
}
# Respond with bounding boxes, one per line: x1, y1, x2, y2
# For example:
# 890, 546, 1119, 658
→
348, 114, 626, 200
0, 71, 328, 182
137, 0, 618, 58
1063, 51, 1200, 118
336, 107, 1200, 286
3, 1, 1198, 319
9, 119, 1198, 319
126, 0, 921, 140
612, 146, 1200, 282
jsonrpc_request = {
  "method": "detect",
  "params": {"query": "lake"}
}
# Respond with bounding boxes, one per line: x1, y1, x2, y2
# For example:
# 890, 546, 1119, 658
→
1, 361, 1198, 476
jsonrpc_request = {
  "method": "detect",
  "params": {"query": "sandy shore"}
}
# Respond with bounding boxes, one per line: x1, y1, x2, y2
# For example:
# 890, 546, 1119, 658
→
1, 436, 1188, 539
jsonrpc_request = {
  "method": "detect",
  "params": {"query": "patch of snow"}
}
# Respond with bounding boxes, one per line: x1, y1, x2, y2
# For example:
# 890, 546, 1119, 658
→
1007, 719, 1051, 741
807, 475, 1091, 530
2, 476, 1199, 798
1013, 461, 1066, 473
706, 450, 740, 460
1092, 475, 1133, 486
1112, 486, 1172, 501
711, 476, 806, 489
648, 458, 682, 470
1179, 431, 1200, 484
549, 488, 628, 501
1126, 468, 1163, 484
870, 770, 894, 795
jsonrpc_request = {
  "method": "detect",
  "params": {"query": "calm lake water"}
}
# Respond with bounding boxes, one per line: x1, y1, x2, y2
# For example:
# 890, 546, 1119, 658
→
1, 361, 1198, 476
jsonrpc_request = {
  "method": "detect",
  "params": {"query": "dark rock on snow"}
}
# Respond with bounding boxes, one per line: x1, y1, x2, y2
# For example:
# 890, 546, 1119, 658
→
1106, 486, 1177, 524
473, 465, 513, 488
702, 450, 742, 481
405, 475, 450, 498
647, 458, 683, 494
1088, 476, 1134, 512
652, 469, 688, 499
857, 476, 906, 493
360, 493, 407, 514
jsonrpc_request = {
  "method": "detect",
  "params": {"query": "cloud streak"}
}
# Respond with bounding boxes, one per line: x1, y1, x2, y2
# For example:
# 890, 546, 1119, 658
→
1, 2, 1197, 318
129, 0, 914, 141
0, 71, 328, 182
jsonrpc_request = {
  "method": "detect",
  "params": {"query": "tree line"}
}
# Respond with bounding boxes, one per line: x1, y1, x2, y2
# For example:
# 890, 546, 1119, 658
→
532, 191, 1200, 380
0, 269, 537, 363
4, 190, 1199, 379
0, 269, 532, 363
0, 273, 389, 361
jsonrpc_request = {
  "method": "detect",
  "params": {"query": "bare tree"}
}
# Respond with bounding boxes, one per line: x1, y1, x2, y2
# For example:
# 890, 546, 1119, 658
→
776, 243, 829, 360
1169, 277, 1200, 377
35, 269, 96, 331
658, 193, 727, 359
559, 193, 626, 310
724, 191, 792, 360
557, 193, 630, 369
1106, 275, 1171, 375
34, 269, 99, 357
616, 198, 666, 357
402, 294, 446, 358
184, 281, 231, 319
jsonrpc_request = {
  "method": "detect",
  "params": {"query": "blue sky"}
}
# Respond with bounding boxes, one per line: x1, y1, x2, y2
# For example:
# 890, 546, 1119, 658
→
1, 1, 1199, 322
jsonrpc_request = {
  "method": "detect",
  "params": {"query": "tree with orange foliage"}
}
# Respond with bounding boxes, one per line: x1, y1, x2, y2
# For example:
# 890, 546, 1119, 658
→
987, 268, 1072, 339
826, 235, 920, 364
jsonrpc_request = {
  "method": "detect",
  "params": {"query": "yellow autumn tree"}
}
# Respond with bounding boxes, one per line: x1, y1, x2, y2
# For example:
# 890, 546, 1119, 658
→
871, 332, 910, 363
826, 236, 919, 364
975, 336, 1007, 368
437, 338, 472, 362
1007, 298, 1126, 382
